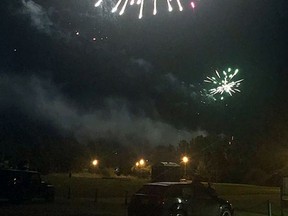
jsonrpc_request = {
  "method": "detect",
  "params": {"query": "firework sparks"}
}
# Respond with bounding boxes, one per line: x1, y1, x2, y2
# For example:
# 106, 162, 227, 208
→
95, 0, 198, 19
204, 68, 244, 100
191, 1, 196, 9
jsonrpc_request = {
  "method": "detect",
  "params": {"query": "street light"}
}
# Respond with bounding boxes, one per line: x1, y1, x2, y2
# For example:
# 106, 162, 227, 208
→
91, 159, 99, 175
139, 159, 145, 166
92, 159, 98, 166
136, 159, 146, 178
182, 156, 189, 164
182, 156, 189, 177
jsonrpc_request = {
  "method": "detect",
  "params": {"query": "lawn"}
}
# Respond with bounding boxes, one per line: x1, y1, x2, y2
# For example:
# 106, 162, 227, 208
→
43, 173, 285, 216
213, 183, 281, 216
45, 173, 146, 198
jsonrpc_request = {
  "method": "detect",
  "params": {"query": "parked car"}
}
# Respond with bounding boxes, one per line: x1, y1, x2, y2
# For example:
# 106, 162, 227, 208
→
128, 181, 233, 216
0, 169, 55, 203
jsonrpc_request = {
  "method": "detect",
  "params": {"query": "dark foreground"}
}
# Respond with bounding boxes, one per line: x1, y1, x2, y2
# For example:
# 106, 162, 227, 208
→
1, 198, 288, 216
0, 198, 127, 216
0, 197, 286, 216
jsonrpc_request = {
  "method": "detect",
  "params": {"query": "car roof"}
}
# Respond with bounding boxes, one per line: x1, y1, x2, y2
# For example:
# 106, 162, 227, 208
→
144, 181, 194, 187
0, 169, 39, 174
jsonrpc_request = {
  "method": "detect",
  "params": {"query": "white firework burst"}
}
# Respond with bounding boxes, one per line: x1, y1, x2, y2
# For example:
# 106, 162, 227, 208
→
204, 68, 244, 100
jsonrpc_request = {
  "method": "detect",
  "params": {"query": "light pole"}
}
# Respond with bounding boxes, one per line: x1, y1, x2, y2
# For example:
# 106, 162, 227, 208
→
182, 156, 189, 178
135, 159, 145, 178
92, 159, 98, 174
91, 159, 99, 202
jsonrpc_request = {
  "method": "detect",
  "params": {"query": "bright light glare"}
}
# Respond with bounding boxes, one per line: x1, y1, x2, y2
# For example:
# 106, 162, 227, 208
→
92, 159, 98, 166
182, 156, 189, 163
139, 159, 145, 166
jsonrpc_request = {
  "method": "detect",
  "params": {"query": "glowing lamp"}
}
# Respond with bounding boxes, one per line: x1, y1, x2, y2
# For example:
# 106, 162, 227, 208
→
92, 159, 98, 166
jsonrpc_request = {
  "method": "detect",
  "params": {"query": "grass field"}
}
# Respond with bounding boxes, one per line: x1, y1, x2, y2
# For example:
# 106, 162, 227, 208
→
45, 173, 146, 198
41, 173, 286, 216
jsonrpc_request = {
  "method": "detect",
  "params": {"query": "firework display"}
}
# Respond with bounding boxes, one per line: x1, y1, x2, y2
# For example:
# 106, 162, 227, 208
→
94, 0, 198, 19
204, 68, 244, 100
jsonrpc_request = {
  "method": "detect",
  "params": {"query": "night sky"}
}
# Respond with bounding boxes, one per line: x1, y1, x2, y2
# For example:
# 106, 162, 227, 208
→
0, 0, 287, 148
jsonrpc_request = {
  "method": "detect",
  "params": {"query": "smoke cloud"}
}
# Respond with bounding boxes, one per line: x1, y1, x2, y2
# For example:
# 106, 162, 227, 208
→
0, 74, 207, 146
21, 0, 53, 34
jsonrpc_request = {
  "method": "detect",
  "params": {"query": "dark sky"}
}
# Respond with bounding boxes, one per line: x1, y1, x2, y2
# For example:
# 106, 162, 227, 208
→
0, 0, 287, 147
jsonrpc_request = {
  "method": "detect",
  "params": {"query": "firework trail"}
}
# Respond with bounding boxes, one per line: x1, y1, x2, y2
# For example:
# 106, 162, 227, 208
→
95, 0, 198, 19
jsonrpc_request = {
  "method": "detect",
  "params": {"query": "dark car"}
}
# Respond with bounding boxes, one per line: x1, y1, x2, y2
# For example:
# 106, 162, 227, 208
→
0, 169, 55, 203
128, 181, 233, 216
